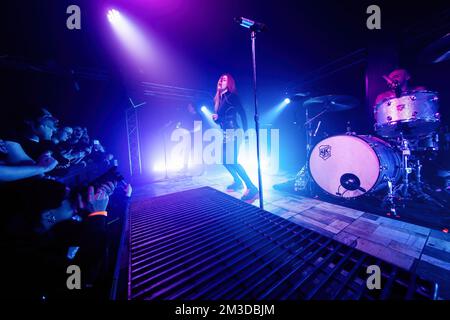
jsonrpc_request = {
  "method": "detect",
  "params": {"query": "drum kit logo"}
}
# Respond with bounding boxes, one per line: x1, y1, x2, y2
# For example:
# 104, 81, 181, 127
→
318, 145, 332, 160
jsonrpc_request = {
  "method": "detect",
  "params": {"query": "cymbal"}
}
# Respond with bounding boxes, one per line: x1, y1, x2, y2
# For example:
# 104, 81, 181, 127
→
303, 95, 359, 112
419, 33, 450, 64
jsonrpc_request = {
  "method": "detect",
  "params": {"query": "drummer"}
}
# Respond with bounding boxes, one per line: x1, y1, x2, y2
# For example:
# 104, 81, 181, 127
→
375, 68, 426, 105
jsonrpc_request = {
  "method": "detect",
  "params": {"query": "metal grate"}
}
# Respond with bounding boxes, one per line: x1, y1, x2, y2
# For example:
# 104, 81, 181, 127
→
128, 187, 436, 300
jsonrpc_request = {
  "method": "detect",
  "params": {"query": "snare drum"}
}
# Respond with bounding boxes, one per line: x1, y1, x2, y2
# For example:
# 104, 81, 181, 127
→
309, 135, 401, 198
374, 91, 440, 138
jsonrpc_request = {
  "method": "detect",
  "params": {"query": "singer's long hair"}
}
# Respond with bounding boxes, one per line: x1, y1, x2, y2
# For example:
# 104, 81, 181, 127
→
214, 74, 237, 112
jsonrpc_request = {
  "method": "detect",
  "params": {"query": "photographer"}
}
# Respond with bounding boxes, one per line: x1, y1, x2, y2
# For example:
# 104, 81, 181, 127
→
0, 178, 116, 299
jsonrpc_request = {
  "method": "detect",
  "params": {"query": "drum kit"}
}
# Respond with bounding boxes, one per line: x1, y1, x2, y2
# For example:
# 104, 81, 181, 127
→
295, 90, 444, 215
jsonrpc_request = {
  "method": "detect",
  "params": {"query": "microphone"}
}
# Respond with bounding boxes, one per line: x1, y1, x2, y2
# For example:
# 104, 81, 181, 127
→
382, 75, 402, 97
382, 75, 394, 86
234, 17, 268, 32
394, 83, 402, 98
340, 173, 366, 193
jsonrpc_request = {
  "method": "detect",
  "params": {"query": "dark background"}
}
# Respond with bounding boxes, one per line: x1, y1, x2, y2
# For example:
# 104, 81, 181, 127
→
1, 0, 448, 178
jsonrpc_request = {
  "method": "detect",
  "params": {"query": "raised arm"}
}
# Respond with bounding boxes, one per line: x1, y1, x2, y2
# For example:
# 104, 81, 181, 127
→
0, 161, 57, 182
0, 141, 58, 181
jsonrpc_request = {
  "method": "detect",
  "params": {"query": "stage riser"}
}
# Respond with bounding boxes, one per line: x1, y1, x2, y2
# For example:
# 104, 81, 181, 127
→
129, 187, 436, 300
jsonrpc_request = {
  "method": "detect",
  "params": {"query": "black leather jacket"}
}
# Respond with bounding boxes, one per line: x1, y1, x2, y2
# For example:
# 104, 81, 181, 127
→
215, 91, 248, 131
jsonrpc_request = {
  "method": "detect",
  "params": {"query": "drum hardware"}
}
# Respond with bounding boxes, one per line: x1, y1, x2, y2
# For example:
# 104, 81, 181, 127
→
395, 135, 413, 198
294, 95, 359, 194
383, 137, 446, 210
346, 121, 351, 134
383, 178, 397, 216
402, 137, 412, 174
345, 121, 356, 136
313, 121, 322, 137
301, 99, 321, 194
416, 159, 423, 185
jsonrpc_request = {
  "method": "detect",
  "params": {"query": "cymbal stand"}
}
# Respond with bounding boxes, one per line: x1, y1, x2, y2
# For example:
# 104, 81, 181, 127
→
384, 178, 397, 216
412, 159, 446, 208
399, 135, 413, 197
298, 105, 328, 194
388, 134, 446, 210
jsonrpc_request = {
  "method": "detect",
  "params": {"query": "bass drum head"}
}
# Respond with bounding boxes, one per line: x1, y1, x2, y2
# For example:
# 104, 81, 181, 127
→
309, 135, 380, 198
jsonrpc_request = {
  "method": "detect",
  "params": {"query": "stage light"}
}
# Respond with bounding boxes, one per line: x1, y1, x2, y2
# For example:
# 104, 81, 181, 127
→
106, 8, 155, 67
262, 97, 292, 123
107, 9, 121, 24
199, 105, 220, 128
153, 162, 166, 172
274, 97, 291, 114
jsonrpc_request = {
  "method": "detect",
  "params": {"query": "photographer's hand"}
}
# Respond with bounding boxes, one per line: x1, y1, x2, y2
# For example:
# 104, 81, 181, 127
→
98, 181, 117, 196
86, 185, 109, 213
37, 153, 58, 173
123, 183, 133, 198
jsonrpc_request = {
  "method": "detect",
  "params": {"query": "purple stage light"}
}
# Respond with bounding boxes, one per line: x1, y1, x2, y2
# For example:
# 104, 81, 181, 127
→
106, 8, 155, 68
107, 9, 121, 24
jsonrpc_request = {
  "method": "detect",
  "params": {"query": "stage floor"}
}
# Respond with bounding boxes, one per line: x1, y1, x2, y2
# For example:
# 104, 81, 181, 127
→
132, 168, 450, 298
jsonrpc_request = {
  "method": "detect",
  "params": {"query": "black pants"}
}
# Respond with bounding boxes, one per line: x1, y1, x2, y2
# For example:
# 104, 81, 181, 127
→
222, 138, 256, 190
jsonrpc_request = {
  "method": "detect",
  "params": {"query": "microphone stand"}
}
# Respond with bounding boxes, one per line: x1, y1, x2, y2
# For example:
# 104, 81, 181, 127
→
250, 30, 264, 209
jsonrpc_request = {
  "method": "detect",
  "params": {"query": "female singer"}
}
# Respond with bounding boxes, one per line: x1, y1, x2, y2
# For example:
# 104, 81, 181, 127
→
212, 74, 258, 202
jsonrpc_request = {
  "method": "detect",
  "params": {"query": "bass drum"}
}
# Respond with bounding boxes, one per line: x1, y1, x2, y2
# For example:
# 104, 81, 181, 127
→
309, 135, 401, 198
